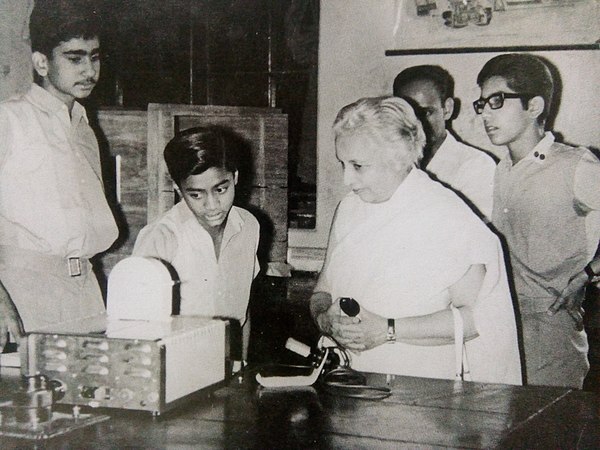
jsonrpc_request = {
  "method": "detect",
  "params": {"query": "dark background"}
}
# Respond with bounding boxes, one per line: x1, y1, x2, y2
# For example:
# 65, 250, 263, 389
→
89, 0, 319, 228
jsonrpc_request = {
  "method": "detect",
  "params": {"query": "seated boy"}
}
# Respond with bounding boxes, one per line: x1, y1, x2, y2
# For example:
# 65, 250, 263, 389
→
133, 126, 260, 359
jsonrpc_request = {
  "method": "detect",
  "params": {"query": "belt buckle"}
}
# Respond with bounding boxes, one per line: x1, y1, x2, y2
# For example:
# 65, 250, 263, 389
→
68, 257, 82, 277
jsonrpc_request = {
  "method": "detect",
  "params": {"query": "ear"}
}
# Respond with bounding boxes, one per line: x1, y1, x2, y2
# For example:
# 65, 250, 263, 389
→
442, 97, 455, 121
233, 170, 239, 185
527, 96, 545, 121
389, 151, 408, 173
31, 51, 49, 78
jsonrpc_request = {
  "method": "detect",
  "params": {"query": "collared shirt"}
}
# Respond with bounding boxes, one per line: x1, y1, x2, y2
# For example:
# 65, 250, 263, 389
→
492, 132, 600, 305
132, 202, 260, 322
426, 132, 496, 220
0, 84, 118, 258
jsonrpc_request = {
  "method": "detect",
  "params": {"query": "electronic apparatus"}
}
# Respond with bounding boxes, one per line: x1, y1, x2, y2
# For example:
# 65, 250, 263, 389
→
24, 314, 228, 415
107, 256, 177, 321
0, 256, 229, 442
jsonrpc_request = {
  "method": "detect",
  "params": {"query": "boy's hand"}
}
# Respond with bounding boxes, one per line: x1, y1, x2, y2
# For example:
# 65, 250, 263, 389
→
547, 272, 587, 331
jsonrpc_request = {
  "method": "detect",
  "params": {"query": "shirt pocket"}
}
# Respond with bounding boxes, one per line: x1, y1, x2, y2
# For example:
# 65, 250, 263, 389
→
5, 142, 49, 176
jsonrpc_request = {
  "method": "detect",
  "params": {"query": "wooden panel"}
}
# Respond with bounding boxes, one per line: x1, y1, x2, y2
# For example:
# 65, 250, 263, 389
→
146, 106, 174, 222
94, 110, 148, 276
177, 113, 288, 187
261, 117, 290, 187
246, 186, 288, 243
97, 110, 148, 189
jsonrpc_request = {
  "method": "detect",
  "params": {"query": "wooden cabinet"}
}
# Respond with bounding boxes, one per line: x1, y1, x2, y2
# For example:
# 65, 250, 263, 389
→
93, 109, 148, 279
94, 105, 288, 279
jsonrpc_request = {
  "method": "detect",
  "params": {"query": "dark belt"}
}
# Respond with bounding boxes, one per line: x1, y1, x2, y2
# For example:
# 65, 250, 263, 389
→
0, 246, 91, 278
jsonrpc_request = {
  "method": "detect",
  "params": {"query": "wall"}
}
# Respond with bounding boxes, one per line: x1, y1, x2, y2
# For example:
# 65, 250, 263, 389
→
288, 0, 399, 269
287, 0, 600, 270
0, 0, 33, 101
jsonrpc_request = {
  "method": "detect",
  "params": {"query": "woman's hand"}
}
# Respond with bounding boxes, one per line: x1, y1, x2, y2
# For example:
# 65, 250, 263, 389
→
330, 302, 387, 352
315, 300, 358, 342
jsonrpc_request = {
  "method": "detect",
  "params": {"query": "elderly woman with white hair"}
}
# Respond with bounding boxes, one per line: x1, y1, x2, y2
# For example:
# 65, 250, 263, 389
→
310, 96, 521, 384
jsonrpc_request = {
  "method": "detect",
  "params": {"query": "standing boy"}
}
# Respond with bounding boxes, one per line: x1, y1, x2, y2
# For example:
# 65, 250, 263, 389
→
133, 126, 260, 359
394, 65, 496, 219
0, 0, 118, 342
475, 53, 600, 388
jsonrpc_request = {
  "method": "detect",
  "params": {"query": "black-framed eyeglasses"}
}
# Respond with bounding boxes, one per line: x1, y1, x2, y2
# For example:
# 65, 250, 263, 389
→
473, 92, 535, 114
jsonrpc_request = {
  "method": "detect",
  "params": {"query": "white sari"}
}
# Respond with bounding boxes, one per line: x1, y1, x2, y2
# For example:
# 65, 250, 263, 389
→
321, 169, 521, 384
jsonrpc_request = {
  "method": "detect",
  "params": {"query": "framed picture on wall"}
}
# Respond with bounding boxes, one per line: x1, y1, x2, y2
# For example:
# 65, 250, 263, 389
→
388, 0, 600, 54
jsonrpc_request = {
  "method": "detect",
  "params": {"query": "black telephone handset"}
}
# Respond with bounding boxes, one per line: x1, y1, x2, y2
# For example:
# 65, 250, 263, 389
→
339, 297, 360, 318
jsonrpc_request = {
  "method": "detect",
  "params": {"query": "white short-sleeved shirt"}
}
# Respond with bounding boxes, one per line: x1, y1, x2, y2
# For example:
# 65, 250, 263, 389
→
133, 202, 260, 322
492, 132, 600, 304
0, 83, 118, 257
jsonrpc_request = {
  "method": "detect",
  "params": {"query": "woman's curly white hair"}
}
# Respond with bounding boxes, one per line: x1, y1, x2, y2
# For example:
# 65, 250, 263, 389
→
333, 96, 426, 168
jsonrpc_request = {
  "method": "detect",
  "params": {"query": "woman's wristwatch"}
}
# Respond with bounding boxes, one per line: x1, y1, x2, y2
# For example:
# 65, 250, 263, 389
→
386, 318, 396, 343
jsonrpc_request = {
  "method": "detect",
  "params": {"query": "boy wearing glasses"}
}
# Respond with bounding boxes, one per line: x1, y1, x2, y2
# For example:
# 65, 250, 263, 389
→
475, 53, 600, 388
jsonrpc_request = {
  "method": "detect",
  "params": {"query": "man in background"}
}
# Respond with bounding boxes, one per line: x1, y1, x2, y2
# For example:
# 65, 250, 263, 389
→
394, 65, 496, 220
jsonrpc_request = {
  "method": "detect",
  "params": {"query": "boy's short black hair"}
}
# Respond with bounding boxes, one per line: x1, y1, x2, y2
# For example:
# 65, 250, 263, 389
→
164, 126, 241, 187
393, 65, 455, 101
477, 53, 554, 123
30, 0, 102, 57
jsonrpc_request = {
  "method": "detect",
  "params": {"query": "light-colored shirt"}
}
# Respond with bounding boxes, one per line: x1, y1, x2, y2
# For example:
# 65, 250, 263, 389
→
492, 132, 600, 308
133, 202, 260, 323
0, 83, 118, 258
321, 168, 521, 384
426, 132, 496, 220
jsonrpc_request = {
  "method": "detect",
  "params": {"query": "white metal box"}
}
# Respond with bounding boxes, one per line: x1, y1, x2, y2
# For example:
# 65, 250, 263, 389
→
26, 314, 228, 415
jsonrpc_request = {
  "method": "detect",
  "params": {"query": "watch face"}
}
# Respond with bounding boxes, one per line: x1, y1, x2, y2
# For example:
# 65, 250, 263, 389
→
386, 318, 396, 343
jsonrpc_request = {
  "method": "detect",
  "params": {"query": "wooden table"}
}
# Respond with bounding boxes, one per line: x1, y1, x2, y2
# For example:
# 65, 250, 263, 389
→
1, 368, 598, 449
